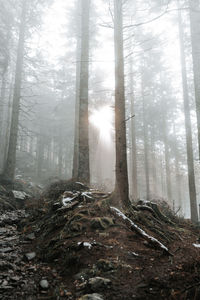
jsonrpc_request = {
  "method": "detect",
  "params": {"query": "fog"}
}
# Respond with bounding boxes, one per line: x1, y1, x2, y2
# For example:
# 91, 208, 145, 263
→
1, 0, 200, 220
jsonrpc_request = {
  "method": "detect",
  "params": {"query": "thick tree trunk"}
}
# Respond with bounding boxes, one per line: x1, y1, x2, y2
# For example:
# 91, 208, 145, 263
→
3, 0, 27, 181
72, 0, 81, 179
189, 0, 200, 161
129, 59, 138, 201
77, 0, 90, 184
178, 3, 198, 223
114, 0, 130, 208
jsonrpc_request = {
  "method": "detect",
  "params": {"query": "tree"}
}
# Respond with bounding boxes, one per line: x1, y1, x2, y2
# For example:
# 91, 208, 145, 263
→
189, 0, 200, 161
77, 0, 90, 184
72, 0, 81, 179
177, 1, 198, 222
114, 0, 130, 208
3, 0, 27, 181
141, 74, 150, 200
129, 59, 138, 201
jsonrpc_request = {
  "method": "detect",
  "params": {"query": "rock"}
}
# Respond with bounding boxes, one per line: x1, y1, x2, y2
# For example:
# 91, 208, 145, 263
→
0, 247, 13, 253
25, 233, 35, 240
78, 293, 104, 300
25, 252, 36, 261
11, 190, 29, 200
88, 277, 111, 292
39, 279, 49, 289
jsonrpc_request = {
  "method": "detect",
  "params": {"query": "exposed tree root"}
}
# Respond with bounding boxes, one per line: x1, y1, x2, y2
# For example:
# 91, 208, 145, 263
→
137, 200, 175, 225
111, 206, 173, 256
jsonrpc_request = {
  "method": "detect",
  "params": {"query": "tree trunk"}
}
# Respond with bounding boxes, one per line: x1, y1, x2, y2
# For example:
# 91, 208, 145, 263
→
0, 73, 7, 171
36, 134, 44, 180
173, 122, 182, 211
178, 2, 198, 222
77, 0, 90, 184
189, 0, 200, 161
3, 0, 27, 181
150, 128, 157, 197
163, 117, 172, 204
129, 59, 138, 201
141, 82, 150, 200
72, 0, 81, 179
114, 0, 130, 208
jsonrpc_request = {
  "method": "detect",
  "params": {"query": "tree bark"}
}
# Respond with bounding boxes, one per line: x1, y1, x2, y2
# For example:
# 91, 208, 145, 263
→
114, 0, 130, 208
72, 0, 81, 179
77, 0, 90, 184
141, 81, 150, 200
163, 117, 172, 203
178, 1, 198, 223
189, 0, 200, 161
173, 122, 182, 211
3, 0, 27, 181
129, 59, 138, 201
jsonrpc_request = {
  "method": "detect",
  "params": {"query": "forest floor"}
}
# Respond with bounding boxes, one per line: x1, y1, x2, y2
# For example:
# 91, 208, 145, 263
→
1, 179, 200, 300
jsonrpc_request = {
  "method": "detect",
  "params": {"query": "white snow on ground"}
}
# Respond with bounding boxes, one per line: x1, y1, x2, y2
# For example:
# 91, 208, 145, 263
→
193, 243, 200, 248
78, 242, 92, 249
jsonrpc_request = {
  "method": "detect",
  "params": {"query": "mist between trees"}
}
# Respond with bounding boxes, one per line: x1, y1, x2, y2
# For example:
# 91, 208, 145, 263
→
1, 0, 200, 222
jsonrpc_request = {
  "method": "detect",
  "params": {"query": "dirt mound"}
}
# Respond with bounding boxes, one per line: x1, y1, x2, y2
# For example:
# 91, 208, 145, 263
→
21, 182, 200, 299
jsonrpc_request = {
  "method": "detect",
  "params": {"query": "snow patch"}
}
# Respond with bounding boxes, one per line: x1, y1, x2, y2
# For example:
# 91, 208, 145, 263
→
62, 197, 73, 206
78, 242, 92, 249
75, 182, 85, 186
193, 243, 200, 248
82, 192, 94, 199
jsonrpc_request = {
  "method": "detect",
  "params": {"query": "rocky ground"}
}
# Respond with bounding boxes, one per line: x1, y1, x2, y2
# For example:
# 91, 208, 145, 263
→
1, 179, 200, 299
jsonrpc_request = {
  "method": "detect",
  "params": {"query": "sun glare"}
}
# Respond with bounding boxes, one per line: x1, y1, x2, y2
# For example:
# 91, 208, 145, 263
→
90, 106, 113, 134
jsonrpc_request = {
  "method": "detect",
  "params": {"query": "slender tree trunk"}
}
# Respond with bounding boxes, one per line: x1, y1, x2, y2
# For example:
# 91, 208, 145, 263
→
141, 87, 150, 200
72, 0, 81, 179
58, 127, 63, 178
173, 123, 182, 211
178, 3, 198, 222
0, 74, 6, 133
3, 0, 27, 180
36, 134, 44, 180
0, 74, 7, 171
150, 128, 157, 197
77, 0, 90, 184
189, 0, 200, 161
129, 59, 138, 201
114, 0, 130, 208
163, 117, 172, 203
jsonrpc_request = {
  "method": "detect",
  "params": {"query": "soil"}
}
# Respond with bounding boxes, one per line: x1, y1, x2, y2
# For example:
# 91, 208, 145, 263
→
1, 180, 200, 300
